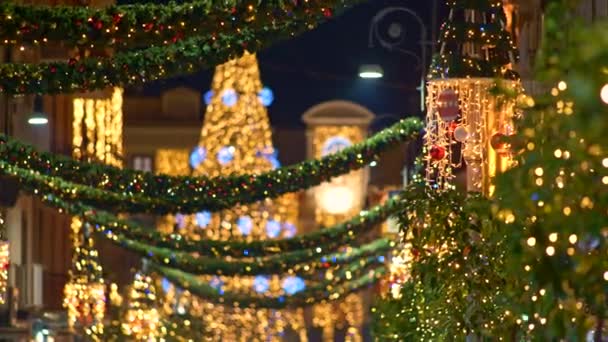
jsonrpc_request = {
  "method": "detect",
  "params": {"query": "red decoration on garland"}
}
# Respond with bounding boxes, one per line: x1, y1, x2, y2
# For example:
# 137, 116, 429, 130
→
430, 145, 446, 161
323, 8, 332, 18
437, 88, 459, 121
112, 14, 123, 25
490, 132, 509, 155
144, 23, 154, 32
94, 20, 103, 30
68, 58, 77, 67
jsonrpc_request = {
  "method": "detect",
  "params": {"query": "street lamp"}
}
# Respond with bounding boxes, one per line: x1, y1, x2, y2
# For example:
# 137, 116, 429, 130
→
358, 64, 384, 79
363, 6, 429, 111
27, 96, 48, 125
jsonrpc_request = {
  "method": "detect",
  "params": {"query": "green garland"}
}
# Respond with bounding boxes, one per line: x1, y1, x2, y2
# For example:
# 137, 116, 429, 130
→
109, 233, 391, 276
3, 161, 403, 257
0, 0, 339, 48
0, 118, 422, 214
371, 185, 511, 340
150, 258, 386, 309
0, 0, 359, 95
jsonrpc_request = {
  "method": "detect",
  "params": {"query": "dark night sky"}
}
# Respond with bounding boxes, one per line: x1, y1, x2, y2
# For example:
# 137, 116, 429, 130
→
124, 0, 447, 128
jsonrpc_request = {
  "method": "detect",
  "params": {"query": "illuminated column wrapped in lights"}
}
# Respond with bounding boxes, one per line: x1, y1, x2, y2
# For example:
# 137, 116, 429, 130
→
0, 210, 7, 305
157, 52, 305, 341
63, 218, 106, 337
65, 87, 124, 337
425, 0, 520, 194
303, 101, 374, 341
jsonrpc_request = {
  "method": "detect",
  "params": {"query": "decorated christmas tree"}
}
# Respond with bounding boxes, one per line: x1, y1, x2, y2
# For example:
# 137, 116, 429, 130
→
494, 2, 608, 339
160, 52, 306, 340
428, 0, 518, 80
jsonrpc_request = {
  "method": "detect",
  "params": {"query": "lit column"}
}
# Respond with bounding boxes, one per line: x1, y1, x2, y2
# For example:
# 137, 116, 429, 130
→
65, 87, 124, 338
303, 100, 374, 342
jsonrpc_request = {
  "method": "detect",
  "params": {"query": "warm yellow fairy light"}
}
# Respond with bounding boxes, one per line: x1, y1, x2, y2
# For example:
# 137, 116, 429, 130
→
66, 88, 123, 337
0, 240, 8, 305
604, 271, 608, 281
425, 78, 520, 194
122, 273, 160, 340
545, 246, 555, 256
600, 84, 608, 104
526, 237, 537, 247
548, 233, 558, 243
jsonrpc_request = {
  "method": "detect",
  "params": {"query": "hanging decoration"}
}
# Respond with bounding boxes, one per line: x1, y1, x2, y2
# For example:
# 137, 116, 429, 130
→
0, 0, 359, 95
0, 117, 422, 214
425, 0, 520, 194
0, 0, 351, 48
2, 160, 402, 258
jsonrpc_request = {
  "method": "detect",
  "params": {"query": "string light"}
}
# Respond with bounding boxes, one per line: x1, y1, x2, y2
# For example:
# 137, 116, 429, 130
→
65, 88, 123, 338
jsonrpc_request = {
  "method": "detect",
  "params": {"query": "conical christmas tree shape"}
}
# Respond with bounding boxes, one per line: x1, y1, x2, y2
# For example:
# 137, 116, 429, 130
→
428, 0, 519, 80
162, 52, 305, 340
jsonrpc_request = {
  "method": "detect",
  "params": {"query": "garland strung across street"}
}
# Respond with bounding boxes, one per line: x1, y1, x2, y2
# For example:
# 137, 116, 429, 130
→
3, 161, 402, 258
0, 0, 360, 95
151, 258, 386, 309
104, 233, 391, 276
0, 118, 422, 214
0, 0, 345, 48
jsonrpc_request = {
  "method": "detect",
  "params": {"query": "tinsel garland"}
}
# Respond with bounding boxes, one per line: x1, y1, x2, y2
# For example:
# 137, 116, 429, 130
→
2, 161, 403, 257
0, 0, 359, 95
0, 0, 343, 48
0, 118, 422, 214
150, 258, 386, 309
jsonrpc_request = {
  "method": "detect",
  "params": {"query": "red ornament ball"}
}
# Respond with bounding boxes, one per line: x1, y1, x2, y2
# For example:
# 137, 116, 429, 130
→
437, 88, 459, 121
490, 133, 509, 155
430, 145, 446, 160
323, 8, 332, 17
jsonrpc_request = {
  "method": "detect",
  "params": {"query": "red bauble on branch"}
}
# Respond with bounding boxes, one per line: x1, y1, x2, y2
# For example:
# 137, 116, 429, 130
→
430, 145, 446, 161
490, 132, 510, 155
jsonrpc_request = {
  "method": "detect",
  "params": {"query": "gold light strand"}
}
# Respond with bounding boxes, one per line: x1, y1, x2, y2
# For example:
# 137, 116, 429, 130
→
0, 211, 8, 306
425, 78, 519, 194
64, 218, 106, 338
66, 88, 124, 338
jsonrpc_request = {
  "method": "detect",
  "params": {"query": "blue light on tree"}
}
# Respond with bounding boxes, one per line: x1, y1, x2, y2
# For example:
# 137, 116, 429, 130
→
258, 87, 274, 106
265, 220, 281, 238
237, 216, 253, 236
161, 278, 172, 293
283, 222, 297, 238
257, 147, 280, 169
321, 136, 352, 156
189, 146, 207, 169
209, 276, 223, 294
217, 146, 235, 165
253, 276, 270, 293
175, 213, 186, 229
282, 276, 306, 295
203, 90, 214, 105
221, 89, 238, 107
195, 211, 212, 228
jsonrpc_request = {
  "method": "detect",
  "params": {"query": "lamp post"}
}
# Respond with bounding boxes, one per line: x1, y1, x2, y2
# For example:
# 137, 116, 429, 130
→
364, 6, 431, 112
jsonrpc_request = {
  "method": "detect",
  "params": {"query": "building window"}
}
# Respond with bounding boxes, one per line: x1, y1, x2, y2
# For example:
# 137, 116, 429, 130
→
131, 155, 153, 172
